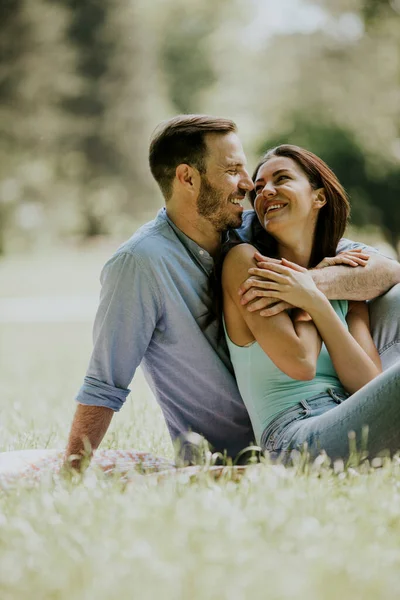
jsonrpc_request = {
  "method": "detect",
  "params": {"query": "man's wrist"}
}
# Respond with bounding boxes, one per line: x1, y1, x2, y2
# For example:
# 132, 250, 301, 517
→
309, 268, 326, 294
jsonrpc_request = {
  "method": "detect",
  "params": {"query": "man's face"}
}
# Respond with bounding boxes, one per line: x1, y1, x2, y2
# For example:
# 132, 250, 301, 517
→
196, 132, 253, 232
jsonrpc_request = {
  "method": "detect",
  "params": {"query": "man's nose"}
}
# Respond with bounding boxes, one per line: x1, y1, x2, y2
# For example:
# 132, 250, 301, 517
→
240, 171, 254, 191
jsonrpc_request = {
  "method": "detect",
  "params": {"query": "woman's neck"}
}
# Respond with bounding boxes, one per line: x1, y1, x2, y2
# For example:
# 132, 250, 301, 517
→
277, 237, 314, 268
273, 219, 316, 268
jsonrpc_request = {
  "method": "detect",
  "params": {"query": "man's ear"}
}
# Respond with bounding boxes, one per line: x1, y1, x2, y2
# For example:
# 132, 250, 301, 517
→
175, 164, 200, 193
314, 188, 327, 209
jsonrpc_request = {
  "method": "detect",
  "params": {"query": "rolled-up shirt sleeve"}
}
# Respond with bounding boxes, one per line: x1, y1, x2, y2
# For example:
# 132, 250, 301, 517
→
76, 251, 162, 412
337, 238, 381, 256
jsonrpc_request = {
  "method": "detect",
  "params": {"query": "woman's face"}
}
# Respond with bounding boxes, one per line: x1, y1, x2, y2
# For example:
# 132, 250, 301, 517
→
253, 156, 324, 236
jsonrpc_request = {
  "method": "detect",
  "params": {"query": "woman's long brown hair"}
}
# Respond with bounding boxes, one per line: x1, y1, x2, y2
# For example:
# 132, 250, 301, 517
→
248, 145, 351, 268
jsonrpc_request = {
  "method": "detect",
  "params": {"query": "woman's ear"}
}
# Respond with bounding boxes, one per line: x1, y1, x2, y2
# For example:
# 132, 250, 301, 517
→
314, 188, 327, 209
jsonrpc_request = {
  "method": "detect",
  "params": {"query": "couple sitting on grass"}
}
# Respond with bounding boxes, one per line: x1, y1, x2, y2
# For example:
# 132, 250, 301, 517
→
61, 114, 400, 473
4, 114, 398, 480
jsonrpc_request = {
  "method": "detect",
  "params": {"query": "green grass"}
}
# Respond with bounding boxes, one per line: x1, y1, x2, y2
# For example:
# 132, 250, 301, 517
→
1, 246, 400, 599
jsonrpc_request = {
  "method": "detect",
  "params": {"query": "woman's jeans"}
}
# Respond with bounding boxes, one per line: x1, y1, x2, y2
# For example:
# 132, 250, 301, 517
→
262, 362, 400, 461
261, 284, 400, 462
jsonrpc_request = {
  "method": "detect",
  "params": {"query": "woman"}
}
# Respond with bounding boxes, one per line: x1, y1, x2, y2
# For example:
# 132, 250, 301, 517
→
222, 144, 400, 461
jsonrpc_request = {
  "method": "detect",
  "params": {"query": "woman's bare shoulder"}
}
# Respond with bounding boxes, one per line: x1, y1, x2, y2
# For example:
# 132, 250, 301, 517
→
223, 243, 257, 271
222, 244, 257, 290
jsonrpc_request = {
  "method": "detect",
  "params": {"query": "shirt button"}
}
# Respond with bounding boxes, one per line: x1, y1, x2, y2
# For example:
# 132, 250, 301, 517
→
199, 250, 204, 255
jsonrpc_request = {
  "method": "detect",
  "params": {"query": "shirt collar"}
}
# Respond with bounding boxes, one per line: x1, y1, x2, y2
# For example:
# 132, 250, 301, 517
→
157, 208, 215, 275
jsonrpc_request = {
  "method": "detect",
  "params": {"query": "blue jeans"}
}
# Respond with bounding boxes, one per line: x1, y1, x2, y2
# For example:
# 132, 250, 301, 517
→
262, 361, 400, 461
369, 283, 400, 370
261, 284, 400, 462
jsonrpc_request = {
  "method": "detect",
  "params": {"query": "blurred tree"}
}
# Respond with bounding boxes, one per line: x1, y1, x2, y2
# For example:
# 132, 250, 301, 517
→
247, 0, 400, 253
0, 0, 79, 253
59, 0, 160, 237
157, 0, 232, 114
99, 0, 164, 222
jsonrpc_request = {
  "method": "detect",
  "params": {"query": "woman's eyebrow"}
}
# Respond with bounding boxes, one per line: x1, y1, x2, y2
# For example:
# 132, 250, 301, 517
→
255, 168, 292, 184
272, 168, 291, 176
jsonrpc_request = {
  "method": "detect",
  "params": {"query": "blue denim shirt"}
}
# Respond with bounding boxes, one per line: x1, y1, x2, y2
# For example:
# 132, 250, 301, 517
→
76, 209, 379, 456
76, 209, 254, 456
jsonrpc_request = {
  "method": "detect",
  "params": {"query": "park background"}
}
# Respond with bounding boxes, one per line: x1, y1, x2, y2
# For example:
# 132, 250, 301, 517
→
1, 1, 400, 599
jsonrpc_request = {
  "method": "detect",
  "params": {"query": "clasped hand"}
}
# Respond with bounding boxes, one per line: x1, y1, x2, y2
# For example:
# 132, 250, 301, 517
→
238, 248, 370, 317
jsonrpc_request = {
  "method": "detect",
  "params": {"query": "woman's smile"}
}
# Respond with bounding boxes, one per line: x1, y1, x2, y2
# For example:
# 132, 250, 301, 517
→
265, 201, 288, 216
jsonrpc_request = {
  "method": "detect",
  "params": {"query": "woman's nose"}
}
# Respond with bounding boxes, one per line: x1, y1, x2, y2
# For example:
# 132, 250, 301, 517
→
262, 183, 276, 197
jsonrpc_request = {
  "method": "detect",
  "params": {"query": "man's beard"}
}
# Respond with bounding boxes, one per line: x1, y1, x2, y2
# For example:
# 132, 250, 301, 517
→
196, 175, 243, 232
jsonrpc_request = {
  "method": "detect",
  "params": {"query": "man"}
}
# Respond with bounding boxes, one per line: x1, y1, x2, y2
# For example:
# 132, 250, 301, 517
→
66, 115, 400, 469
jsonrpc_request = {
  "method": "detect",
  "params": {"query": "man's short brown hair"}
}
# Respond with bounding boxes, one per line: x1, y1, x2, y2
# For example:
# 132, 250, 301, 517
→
149, 114, 237, 200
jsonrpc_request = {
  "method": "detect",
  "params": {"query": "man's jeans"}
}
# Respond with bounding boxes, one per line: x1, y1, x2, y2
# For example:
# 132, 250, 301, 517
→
369, 283, 400, 369
262, 284, 400, 461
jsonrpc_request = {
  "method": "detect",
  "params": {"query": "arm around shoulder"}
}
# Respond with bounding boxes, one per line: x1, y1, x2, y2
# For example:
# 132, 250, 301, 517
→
312, 253, 400, 301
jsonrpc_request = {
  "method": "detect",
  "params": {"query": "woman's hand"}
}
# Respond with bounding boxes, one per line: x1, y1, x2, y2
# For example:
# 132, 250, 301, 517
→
247, 258, 324, 311
315, 248, 370, 269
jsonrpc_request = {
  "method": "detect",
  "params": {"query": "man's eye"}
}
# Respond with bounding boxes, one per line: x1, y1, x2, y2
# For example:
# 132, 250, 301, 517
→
228, 169, 238, 174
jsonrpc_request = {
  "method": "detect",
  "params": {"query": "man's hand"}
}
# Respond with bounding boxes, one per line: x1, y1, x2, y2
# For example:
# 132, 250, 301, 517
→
238, 249, 370, 317
64, 405, 113, 473
315, 248, 370, 269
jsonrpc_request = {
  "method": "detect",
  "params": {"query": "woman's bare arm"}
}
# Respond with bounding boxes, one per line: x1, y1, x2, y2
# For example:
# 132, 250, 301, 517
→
223, 244, 321, 380
307, 298, 381, 394
346, 301, 382, 372
248, 258, 382, 394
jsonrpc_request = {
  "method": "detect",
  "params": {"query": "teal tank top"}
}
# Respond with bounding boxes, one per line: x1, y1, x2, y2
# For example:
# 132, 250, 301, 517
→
224, 300, 348, 445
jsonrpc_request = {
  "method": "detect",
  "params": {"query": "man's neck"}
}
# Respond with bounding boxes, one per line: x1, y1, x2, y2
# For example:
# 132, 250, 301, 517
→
166, 206, 221, 257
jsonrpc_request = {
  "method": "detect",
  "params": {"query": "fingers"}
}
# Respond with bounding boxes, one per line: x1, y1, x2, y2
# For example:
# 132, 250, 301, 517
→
280, 258, 307, 272
238, 277, 275, 297
341, 248, 370, 258
252, 262, 292, 276
254, 251, 281, 264
337, 257, 360, 267
239, 283, 281, 305
256, 259, 306, 274
345, 256, 369, 266
337, 256, 367, 267
245, 292, 282, 312
333, 255, 369, 267
247, 268, 289, 284
315, 251, 370, 269
241, 288, 281, 308
340, 250, 369, 260
260, 301, 292, 317
239, 278, 282, 293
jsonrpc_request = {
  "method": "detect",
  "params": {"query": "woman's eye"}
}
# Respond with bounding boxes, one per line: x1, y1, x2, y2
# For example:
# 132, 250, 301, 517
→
276, 175, 288, 183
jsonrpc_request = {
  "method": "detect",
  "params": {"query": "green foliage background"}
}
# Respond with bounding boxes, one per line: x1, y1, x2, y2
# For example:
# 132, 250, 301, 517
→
1, 0, 399, 254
